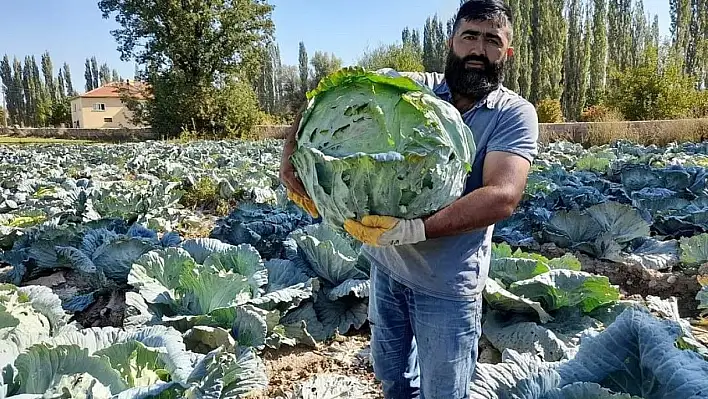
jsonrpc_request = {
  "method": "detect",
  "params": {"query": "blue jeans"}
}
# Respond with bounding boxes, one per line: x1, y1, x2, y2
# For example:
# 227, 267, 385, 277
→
368, 264, 483, 399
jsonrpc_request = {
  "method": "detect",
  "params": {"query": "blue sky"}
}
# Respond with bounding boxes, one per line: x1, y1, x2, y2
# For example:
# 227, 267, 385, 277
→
0, 0, 672, 95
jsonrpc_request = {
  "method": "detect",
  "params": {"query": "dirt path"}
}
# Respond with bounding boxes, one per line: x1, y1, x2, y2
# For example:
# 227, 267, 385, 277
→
249, 331, 382, 399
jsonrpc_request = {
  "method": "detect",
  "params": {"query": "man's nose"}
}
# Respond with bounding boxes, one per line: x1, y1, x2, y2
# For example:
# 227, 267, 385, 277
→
468, 37, 485, 56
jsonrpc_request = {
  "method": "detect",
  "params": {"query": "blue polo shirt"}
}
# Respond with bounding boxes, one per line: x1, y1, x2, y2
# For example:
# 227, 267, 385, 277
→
361, 70, 539, 301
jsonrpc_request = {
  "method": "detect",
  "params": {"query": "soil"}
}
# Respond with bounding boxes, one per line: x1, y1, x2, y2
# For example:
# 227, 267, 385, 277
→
23, 269, 128, 328
70, 288, 127, 327
247, 331, 383, 399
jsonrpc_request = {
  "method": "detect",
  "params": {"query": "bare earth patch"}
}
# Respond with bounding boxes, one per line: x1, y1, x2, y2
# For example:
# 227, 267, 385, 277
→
247, 331, 382, 399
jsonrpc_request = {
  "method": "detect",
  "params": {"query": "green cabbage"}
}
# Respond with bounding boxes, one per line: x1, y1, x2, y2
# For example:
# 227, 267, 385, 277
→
291, 67, 476, 230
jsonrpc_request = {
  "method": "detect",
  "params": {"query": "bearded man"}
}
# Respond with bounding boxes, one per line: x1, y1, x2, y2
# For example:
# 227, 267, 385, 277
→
280, 1, 539, 397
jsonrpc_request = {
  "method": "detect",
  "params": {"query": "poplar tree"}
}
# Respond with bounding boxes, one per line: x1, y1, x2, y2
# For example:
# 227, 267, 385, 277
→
670, 0, 692, 71
299, 42, 308, 95
0, 56, 14, 124
63, 63, 75, 96
505, 0, 521, 93
57, 69, 66, 99
529, 0, 566, 104
23, 56, 36, 126
516, 0, 532, 98
562, 0, 590, 120
91, 56, 99, 89
423, 15, 446, 73
411, 29, 421, 52
12, 58, 25, 126
100, 63, 111, 85
588, 0, 608, 106
85, 59, 94, 91
41, 52, 56, 100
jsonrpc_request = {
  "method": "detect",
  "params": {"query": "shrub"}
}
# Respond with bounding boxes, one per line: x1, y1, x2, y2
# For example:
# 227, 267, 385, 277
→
692, 90, 708, 118
580, 105, 624, 122
605, 48, 697, 120
536, 99, 564, 123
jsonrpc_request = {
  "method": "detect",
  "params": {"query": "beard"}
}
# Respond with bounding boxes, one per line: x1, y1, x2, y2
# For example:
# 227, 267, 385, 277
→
444, 50, 505, 100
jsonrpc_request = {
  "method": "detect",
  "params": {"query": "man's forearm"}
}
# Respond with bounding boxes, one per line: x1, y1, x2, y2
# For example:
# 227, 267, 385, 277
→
422, 186, 519, 239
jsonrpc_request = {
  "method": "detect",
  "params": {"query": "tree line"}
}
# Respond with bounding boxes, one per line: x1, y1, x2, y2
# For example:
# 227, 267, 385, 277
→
353, 0, 708, 122
1, 52, 123, 127
11, 1, 702, 135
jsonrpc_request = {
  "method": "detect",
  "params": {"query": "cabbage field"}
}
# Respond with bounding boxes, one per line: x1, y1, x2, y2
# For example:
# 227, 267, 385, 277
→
1, 138, 707, 398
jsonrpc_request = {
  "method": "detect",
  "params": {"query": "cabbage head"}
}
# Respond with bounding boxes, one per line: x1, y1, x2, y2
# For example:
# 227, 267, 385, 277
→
291, 67, 476, 230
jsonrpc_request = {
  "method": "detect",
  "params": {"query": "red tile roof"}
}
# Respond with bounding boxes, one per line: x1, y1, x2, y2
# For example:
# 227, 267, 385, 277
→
80, 81, 150, 99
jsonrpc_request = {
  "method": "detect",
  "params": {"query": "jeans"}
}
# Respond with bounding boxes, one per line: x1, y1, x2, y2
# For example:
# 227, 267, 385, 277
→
368, 264, 483, 399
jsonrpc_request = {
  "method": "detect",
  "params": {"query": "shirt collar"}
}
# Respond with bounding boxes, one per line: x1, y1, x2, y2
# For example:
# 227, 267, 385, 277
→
434, 80, 504, 111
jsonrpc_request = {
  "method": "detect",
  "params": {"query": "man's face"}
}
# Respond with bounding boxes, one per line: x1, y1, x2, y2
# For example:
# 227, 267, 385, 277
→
444, 18, 512, 98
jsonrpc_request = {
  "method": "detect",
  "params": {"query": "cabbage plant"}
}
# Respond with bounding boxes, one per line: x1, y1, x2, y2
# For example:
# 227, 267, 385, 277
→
471, 307, 708, 399
127, 239, 317, 350
291, 67, 476, 230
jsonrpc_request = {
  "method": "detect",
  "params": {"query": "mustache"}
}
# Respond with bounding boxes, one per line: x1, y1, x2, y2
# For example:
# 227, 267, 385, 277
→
459, 54, 491, 67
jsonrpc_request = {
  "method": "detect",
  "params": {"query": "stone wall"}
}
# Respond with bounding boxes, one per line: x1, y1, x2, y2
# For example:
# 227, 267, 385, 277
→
4, 118, 708, 146
249, 119, 708, 147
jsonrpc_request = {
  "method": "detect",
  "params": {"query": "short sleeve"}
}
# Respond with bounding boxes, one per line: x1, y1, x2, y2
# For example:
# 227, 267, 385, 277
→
486, 99, 539, 164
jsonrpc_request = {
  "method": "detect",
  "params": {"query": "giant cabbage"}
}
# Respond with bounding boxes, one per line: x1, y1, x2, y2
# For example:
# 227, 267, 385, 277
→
290, 67, 476, 230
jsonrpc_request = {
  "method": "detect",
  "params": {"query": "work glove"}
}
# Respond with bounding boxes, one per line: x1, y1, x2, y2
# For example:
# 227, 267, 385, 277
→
287, 190, 319, 218
344, 215, 426, 247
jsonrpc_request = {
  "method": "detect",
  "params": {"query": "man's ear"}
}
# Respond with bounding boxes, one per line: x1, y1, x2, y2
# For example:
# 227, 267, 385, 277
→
506, 47, 515, 58
447, 37, 453, 48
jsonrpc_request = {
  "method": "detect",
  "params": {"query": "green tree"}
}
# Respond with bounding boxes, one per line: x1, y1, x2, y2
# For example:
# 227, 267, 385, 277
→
49, 98, 71, 127
1, 56, 23, 126
84, 59, 93, 91
588, 0, 608, 106
278, 64, 302, 116
99, 0, 274, 138
12, 58, 25, 126
516, 0, 532, 98
529, 0, 566, 104
41, 52, 56, 101
670, 0, 692, 72
57, 69, 66, 99
402, 27, 412, 47
112, 69, 121, 83
358, 43, 425, 72
0, 107, 6, 127
606, 46, 698, 120
411, 29, 422, 52
505, 0, 521, 93
423, 15, 446, 73
298, 42, 309, 95
23, 56, 36, 126
608, 0, 633, 72
0, 56, 12, 124
630, 0, 648, 68
100, 63, 111, 85
91, 56, 99, 89
63, 63, 75, 96
562, 0, 591, 121
310, 51, 342, 87
252, 41, 282, 114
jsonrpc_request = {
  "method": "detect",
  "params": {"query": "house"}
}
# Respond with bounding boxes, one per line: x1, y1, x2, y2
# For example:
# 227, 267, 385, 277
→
70, 80, 148, 129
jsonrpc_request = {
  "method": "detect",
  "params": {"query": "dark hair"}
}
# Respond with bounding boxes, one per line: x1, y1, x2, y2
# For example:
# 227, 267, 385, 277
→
452, 0, 513, 41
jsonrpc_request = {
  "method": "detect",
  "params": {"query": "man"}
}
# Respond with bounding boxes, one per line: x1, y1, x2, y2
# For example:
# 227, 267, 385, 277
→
280, 1, 538, 397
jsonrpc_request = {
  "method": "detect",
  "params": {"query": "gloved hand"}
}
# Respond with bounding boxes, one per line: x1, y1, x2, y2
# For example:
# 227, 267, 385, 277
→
287, 190, 319, 218
344, 215, 426, 247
